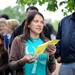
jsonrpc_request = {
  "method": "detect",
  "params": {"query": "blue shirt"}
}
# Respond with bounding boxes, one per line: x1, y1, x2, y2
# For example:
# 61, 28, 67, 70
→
23, 38, 48, 75
4, 33, 11, 49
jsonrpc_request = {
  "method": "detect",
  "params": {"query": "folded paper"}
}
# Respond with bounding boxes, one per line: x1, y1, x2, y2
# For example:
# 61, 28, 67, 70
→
34, 39, 59, 56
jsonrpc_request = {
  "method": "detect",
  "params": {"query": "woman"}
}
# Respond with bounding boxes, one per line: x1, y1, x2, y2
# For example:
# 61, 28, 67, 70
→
9, 12, 56, 75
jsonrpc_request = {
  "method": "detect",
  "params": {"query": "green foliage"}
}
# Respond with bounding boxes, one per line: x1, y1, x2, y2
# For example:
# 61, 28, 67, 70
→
51, 20, 59, 32
17, 0, 75, 14
38, 0, 46, 5
47, 0, 58, 11
17, 0, 37, 6
60, 0, 75, 15
17, 0, 58, 11
0, 6, 25, 24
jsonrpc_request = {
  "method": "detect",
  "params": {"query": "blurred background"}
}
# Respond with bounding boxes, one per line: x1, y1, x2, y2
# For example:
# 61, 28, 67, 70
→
0, 0, 75, 32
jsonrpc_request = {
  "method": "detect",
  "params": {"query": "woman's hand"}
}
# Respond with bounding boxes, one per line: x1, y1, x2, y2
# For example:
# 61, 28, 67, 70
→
20, 55, 38, 63
47, 44, 56, 56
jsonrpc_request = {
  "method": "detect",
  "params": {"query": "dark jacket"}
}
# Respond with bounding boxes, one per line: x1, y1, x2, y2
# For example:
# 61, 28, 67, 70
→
43, 23, 56, 40
56, 12, 75, 63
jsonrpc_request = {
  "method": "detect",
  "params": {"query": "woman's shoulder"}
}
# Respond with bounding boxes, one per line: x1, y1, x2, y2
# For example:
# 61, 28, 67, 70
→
12, 34, 25, 44
14, 34, 24, 40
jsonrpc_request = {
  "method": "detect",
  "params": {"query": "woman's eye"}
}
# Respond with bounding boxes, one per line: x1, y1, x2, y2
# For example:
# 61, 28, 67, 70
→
33, 20, 38, 23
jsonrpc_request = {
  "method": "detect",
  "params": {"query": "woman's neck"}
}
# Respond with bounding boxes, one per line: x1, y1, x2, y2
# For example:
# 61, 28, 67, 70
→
30, 31, 39, 39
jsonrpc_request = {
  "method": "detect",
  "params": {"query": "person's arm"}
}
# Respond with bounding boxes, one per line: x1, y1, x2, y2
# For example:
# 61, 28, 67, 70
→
9, 36, 37, 70
9, 37, 24, 70
46, 44, 56, 73
47, 55, 56, 73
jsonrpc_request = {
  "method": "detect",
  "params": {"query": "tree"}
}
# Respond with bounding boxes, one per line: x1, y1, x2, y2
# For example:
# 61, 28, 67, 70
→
17, 0, 75, 15
0, 6, 25, 23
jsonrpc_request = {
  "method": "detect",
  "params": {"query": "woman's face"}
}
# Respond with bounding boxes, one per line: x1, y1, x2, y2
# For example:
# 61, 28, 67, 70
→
0, 22, 12, 34
28, 14, 44, 35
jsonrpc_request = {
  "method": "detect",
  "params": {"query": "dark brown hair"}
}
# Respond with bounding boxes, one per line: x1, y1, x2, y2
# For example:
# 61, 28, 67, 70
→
24, 11, 46, 41
26, 6, 38, 12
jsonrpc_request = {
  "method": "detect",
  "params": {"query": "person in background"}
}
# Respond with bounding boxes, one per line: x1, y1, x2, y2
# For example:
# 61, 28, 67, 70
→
0, 14, 9, 20
0, 33, 8, 75
56, 12, 75, 75
0, 19, 10, 34
0, 18, 19, 50
43, 23, 56, 40
7, 19, 19, 53
7, 19, 19, 35
0, 15, 14, 75
0, 19, 10, 49
0, 14, 10, 50
9, 11, 56, 75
